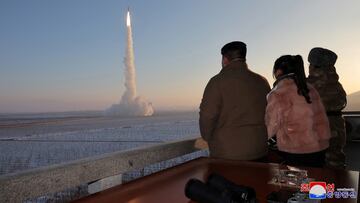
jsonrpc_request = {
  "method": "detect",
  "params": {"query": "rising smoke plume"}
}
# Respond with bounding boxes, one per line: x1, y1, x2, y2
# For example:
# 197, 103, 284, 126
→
105, 10, 154, 117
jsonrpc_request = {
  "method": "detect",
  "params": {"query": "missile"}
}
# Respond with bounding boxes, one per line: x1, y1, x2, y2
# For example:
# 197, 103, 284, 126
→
126, 8, 131, 27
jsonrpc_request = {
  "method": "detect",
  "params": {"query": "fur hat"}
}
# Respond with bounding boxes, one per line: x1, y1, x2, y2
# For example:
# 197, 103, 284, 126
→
308, 47, 337, 67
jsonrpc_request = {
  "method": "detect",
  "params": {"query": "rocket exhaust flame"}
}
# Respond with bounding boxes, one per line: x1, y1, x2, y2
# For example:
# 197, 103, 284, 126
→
105, 9, 154, 117
126, 11, 131, 27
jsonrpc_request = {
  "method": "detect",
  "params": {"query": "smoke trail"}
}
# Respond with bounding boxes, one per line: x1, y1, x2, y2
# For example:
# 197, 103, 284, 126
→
105, 10, 154, 117
122, 10, 136, 102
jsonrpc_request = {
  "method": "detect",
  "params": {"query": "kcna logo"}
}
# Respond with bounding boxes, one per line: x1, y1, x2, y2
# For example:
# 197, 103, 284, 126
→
301, 181, 357, 199
309, 182, 327, 199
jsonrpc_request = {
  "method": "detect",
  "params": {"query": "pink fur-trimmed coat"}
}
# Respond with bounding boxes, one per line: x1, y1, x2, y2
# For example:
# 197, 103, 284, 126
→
265, 78, 330, 154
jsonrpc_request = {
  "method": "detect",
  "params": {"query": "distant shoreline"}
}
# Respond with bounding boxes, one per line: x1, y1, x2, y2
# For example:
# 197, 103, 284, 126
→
0, 109, 197, 118
0, 110, 198, 128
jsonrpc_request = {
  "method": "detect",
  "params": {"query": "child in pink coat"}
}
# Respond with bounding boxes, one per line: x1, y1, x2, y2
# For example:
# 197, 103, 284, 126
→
266, 55, 331, 167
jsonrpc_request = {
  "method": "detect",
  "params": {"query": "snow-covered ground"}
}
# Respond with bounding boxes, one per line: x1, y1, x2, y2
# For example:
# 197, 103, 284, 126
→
0, 111, 200, 175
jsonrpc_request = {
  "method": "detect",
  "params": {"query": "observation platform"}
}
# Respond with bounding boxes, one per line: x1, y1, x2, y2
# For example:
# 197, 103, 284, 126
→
73, 157, 359, 203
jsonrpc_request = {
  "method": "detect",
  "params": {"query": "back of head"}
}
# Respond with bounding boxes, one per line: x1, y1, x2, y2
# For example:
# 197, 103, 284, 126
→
308, 47, 337, 67
221, 41, 247, 61
273, 55, 298, 76
273, 55, 311, 103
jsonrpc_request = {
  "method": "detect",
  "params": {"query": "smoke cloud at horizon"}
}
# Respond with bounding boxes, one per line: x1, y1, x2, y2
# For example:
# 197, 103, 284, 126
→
105, 11, 154, 117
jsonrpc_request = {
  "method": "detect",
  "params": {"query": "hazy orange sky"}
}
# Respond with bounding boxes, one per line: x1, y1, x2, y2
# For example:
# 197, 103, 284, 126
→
0, 1, 359, 113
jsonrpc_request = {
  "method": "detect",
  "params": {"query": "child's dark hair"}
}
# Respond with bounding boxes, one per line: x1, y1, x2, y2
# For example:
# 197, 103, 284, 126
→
273, 55, 312, 103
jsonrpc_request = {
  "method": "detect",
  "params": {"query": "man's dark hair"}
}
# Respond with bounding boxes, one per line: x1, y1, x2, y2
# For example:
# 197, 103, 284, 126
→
221, 41, 247, 60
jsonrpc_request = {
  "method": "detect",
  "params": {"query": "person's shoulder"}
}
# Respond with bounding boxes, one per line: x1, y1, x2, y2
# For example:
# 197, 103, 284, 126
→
271, 80, 294, 96
267, 81, 298, 106
210, 73, 221, 81
307, 83, 321, 100
267, 87, 278, 101
247, 69, 271, 86
206, 73, 222, 87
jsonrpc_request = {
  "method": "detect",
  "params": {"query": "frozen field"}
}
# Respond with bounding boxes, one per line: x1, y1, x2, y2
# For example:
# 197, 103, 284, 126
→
0, 111, 200, 175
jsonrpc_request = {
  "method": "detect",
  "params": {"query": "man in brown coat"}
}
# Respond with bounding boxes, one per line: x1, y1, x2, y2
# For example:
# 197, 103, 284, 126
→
199, 41, 271, 160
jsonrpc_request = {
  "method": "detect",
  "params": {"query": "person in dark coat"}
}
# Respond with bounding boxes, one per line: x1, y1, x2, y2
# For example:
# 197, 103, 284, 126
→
307, 47, 347, 169
199, 41, 271, 160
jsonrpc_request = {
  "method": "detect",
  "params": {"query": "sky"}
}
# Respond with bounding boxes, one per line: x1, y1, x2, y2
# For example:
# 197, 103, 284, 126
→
0, 0, 359, 113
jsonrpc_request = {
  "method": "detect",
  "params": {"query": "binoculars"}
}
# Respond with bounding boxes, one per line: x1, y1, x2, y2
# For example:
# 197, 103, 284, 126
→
185, 173, 257, 203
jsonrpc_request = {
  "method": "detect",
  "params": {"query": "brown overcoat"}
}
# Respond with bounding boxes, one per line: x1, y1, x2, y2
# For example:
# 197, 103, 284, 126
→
199, 60, 271, 160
